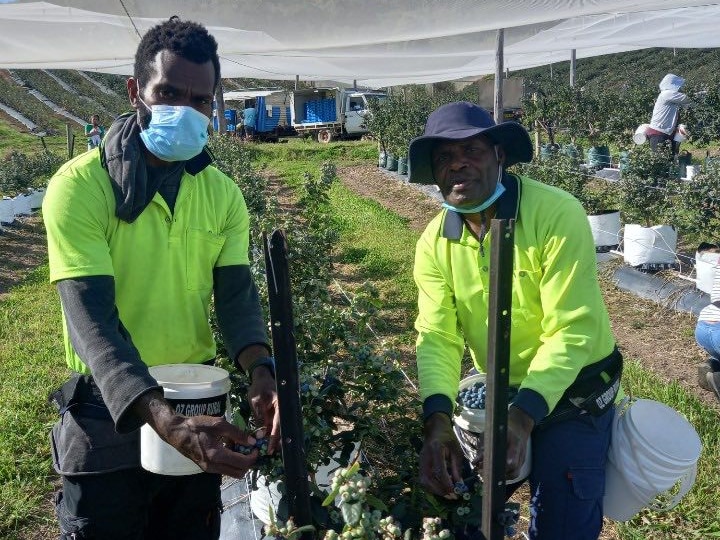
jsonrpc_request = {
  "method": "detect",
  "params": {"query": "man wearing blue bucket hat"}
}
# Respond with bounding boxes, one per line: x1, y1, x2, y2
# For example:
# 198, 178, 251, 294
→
410, 102, 623, 539
43, 17, 278, 540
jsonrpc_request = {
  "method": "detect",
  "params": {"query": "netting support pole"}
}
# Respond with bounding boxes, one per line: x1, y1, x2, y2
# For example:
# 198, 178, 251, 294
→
215, 82, 226, 135
494, 28, 504, 125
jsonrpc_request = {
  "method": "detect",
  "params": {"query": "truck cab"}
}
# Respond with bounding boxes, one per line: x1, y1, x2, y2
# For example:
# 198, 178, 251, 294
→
343, 91, 386, 136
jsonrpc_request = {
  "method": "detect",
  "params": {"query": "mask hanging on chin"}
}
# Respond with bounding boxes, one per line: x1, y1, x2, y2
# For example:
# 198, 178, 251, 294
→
442, 163, 506, 214
136, 84, 210, 162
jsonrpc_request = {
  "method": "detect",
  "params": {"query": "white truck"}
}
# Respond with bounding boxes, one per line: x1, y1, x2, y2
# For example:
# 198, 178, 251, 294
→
290, 87, 386, 143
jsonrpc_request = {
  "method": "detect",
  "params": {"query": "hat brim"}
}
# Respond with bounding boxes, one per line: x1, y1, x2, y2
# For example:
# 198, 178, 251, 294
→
408, 122, 533, 184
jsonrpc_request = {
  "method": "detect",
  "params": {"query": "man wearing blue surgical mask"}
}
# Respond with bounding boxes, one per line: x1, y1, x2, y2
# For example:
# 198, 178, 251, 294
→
42, 17, 278, 540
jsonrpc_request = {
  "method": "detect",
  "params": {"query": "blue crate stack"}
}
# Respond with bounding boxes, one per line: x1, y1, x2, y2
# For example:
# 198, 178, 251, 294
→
303, 98, 337, 123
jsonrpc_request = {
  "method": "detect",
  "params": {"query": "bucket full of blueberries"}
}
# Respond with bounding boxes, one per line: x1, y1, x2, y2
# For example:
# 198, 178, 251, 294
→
452, 374, 530, 483
453, 374, 489, 466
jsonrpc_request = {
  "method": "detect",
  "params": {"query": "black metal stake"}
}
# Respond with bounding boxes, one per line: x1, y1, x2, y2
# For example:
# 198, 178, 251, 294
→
264, 230, 314, 539
481, 219, 515, 540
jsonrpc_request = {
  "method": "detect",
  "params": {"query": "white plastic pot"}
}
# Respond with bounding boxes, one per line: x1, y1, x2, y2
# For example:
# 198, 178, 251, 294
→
695, 249, 720, 294
0, 197, 16, 225
13, 193, 32, 216
623, 224, 677, 266
28, 188, 46, 210
674, 124, 689, 143
250, 443, 360, 525
686, 165, 699, 180
587, 210, 621, 248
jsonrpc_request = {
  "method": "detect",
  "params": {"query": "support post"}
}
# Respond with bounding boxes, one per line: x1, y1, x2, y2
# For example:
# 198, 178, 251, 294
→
570, 49, 577, 87
533, 93, 540, 157
494, 28, 504, 124
264, 231, 314, 539
481, 219, 515, 540
295, 75, 300, 90
66, 124, 72, 159
215, 82, 226, 135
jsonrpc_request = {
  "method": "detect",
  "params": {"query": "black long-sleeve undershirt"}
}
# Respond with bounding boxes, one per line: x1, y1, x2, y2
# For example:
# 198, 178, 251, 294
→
57, 264, 269, 433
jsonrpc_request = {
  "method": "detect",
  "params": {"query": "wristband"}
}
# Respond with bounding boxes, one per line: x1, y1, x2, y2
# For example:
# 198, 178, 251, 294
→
248, 356, 276, 383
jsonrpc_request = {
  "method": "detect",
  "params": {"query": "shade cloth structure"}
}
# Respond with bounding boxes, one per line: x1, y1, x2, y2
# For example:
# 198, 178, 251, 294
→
1, 1, 720, 87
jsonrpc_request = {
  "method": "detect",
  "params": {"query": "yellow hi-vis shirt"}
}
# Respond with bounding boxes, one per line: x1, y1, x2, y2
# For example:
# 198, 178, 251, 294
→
414, 174, 616, 421
43, 150, 250, 374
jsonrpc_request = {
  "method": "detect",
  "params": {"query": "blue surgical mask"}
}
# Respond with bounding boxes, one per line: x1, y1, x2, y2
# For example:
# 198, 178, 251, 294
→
137, 88, 210, 161
442, 163, 506, 214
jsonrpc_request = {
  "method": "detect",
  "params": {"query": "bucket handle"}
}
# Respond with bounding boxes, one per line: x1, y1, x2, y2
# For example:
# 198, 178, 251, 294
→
612, 398, 698, 514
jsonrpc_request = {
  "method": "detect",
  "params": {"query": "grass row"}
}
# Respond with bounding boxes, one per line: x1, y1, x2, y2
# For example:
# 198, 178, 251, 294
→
1, 138, 719, 538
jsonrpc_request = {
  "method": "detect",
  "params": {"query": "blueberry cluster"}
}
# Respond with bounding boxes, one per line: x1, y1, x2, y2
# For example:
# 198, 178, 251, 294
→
233, 437, 268, 455
457, 382, 519, 410
453, 481, 469, 495
457, 381, 486, 409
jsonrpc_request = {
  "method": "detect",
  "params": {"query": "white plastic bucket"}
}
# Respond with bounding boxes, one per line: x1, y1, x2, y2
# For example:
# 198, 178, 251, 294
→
695, 249, 720, 294
587, 210, 621, 248
453, 374, 531, 484
633, 124, 650, 145
674, 124, 689, 143
603, 399, 701, 522
140, 364, 231, 475
622, 224, 677, 266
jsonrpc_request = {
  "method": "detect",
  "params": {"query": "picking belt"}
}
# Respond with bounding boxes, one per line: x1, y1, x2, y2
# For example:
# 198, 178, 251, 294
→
539, 346, 623, 426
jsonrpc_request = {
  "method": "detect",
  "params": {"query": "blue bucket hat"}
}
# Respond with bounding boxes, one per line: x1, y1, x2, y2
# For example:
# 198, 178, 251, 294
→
408, 101, 533, 184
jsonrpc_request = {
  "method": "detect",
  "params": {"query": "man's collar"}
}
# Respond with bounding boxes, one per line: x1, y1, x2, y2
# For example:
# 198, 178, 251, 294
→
441, 172, 520, 240
186, 146, 214, 175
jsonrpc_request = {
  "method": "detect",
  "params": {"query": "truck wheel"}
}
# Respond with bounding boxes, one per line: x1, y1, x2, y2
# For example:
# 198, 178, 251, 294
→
317, 129, 334, 143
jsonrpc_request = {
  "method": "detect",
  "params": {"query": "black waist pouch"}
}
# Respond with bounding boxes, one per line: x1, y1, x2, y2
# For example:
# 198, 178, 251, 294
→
49, 374, 140, 476
541, 347, 623, 426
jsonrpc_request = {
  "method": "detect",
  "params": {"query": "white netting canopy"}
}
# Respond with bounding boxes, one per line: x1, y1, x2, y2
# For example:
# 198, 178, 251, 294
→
1, 1, 719, 86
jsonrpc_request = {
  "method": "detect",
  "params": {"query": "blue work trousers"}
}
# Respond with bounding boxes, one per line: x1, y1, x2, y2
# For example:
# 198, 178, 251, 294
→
520, 406, 614, 540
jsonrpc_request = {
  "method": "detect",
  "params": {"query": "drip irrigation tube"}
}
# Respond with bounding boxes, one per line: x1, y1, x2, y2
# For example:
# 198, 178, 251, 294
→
609, 262, 710, 317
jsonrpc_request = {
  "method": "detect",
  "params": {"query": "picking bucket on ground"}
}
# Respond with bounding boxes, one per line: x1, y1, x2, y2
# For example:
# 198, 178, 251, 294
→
603, 398, 701, 521
453, 374, 531, 484
141, 364, 231, 475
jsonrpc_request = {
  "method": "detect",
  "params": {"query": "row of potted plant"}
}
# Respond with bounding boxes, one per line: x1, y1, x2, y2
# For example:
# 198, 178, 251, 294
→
0, 150, 64, 225
517, 146, 720, 290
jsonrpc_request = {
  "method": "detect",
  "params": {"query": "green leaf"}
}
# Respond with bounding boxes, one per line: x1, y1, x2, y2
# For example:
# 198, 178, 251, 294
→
364, 493, 388, 512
